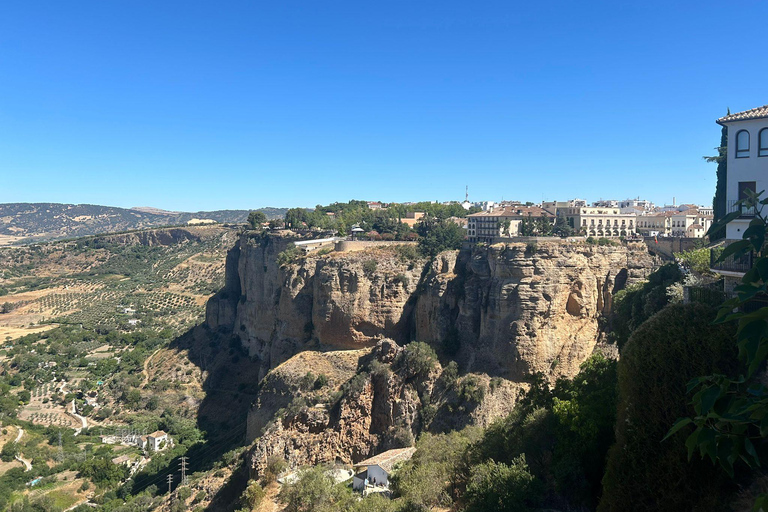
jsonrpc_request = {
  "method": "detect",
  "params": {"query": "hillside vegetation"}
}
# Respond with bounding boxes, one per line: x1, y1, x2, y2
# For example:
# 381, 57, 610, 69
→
0, 203, 288, 245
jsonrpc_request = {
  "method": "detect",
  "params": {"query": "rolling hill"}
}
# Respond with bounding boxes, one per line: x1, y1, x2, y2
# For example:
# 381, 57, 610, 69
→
0, 202, 288, 245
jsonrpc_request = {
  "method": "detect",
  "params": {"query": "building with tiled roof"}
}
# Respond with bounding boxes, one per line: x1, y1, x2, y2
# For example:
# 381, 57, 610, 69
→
467, 206, 554, 241
717, 105, 768, 124
557, 206, 636, 237
352, 447, 416, 492
713, 104, 768, 243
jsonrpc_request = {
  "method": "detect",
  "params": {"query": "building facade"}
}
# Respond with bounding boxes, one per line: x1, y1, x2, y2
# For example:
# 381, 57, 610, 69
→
717, 106, 768, 240
466, 206, 554, 242
558, 206, 636, 237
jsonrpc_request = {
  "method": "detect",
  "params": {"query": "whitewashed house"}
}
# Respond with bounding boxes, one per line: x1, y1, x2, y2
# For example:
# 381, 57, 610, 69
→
711, 105, 768, 289
717, 106, 768, 240
352, 447, 416, 493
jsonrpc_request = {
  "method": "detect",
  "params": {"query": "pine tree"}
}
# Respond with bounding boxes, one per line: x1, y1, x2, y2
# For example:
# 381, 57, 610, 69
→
706, 109, 728, 240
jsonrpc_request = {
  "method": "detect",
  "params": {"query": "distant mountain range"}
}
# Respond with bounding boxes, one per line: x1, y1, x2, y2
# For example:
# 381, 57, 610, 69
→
0, 203, 288, 245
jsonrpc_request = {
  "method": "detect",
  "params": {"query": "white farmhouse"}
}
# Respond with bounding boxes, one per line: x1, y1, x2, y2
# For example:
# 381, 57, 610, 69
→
352, 447, 416, 492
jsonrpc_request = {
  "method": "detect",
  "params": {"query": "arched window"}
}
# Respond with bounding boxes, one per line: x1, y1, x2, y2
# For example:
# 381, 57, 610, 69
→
760, 128, 768, 157
736, 130, 750, 158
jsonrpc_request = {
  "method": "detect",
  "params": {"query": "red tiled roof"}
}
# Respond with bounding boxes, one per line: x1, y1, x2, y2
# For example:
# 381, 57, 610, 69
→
467, 206, 554, 218
717, 105, 768, 124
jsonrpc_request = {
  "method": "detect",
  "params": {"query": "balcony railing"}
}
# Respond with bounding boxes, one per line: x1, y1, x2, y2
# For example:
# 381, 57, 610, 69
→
728, 200, 758, 217
710, 248, 753, 274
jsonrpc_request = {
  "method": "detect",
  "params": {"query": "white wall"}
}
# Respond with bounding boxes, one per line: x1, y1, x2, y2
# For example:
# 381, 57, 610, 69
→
725, 118, 768, 240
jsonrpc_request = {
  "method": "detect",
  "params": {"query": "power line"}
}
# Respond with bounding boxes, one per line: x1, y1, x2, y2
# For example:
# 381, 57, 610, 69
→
167, 474, 173, 494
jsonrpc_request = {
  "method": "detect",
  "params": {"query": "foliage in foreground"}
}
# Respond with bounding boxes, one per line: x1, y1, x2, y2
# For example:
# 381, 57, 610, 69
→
599, 303, 740, 512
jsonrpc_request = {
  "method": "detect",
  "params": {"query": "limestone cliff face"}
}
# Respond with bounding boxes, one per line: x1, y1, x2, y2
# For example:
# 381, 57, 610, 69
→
206, 233, 425, 378
414, 241, 655, 380
206, 234, 655, 382
246, 339, 523, 477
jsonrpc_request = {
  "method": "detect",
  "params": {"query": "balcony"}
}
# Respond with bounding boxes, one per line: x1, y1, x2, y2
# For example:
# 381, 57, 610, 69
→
710, 248, 753, 274
728, 200, 758, 217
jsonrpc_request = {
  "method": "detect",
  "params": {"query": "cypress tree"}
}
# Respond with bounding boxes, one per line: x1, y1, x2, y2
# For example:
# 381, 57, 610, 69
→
706, 109, 728, 240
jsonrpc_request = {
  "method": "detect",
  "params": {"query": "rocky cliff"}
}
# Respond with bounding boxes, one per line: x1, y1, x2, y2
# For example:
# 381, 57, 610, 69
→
206, 234, 655, 381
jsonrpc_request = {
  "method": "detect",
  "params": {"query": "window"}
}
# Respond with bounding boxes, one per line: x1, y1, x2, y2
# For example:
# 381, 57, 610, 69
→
736, 130, 750, 158
760, 128, 768, 157
739, 181, 757, 201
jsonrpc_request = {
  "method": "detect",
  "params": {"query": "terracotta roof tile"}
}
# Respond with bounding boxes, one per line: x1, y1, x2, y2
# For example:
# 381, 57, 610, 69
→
354, 447, 416, 473
718, 105, 768, 124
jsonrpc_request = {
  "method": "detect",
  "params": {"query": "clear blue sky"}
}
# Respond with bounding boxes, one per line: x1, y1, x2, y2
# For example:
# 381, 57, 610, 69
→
1, 1, 766, 211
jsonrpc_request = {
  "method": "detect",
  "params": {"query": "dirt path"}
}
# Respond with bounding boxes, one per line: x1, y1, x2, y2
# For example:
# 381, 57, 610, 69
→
11, 430, 32, 472
141, 349, 161, 388
70, 399, 87, 434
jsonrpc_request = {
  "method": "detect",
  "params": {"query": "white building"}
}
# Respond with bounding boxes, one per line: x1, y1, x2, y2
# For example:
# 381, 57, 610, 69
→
716, 106, 768, 240
558, 206, 636, 237
146, 431, 169, 452
352, 447, 416, 492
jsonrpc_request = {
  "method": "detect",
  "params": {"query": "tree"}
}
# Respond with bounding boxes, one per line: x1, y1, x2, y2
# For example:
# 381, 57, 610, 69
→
278, 466, 353, 512
706, 111, 728, 240
672, 192, 768, 510
599, 304, 739, 512
247, 211, 267, 229
553, 216, 574, 237
464, 456, 541, 512
417, 219, 464, 258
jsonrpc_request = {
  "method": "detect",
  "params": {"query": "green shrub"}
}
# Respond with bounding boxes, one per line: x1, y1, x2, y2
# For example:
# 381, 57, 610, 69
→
393, 273, 409, 287
279, 466, 353, 512
277, 246, 301, 267
599, 303, 740, 512
177, 486, 192, 501
241, 479, 265, 508
396, 342, 437, 379
262, 455, 287, 484
610, 263, 682, 348
457, 375, 486, 407
464, 456, 541, 512
585, 237, 597, 245
363, 260, 378, 273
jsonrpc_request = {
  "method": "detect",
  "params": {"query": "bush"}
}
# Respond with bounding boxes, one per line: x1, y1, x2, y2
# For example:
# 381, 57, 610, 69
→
464, 456, 541, 512
178, 486, 192, 501
610, 263, 682, 348
396, 342, 437, 379
457, 375, 486, 407
278, 466, 353, 512
241, 479, 265, 508
391, 428, 482, 510
277, 246, 301, 267
263, 455, 287, 484
393, 273, 409, 287
363, 260, 378, 273
599, 303, 740, 512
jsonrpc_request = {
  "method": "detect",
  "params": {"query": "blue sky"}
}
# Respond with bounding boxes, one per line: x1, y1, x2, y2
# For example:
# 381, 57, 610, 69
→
1, 1, 766, 211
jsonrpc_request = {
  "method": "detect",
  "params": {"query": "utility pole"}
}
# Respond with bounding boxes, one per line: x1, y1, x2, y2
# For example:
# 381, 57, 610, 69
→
167, 474, 173, 494
180, 456, 188, 486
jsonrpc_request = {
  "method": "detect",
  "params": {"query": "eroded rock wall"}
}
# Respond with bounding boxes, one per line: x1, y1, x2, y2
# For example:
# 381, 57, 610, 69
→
206, 235, 656, 381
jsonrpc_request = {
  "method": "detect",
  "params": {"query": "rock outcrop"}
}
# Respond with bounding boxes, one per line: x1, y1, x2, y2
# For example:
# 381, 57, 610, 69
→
206, 234, 655, 381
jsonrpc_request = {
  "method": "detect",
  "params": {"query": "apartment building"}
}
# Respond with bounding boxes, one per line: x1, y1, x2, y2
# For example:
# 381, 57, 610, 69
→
558, 206, 636, 237
466, 206, 554, 242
